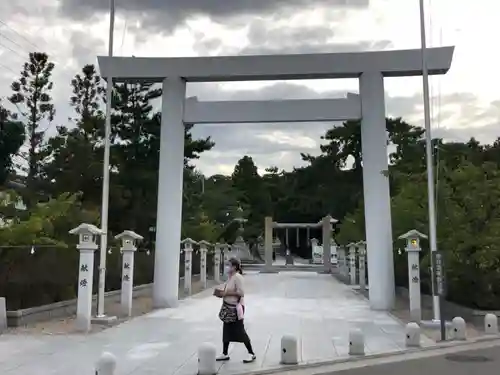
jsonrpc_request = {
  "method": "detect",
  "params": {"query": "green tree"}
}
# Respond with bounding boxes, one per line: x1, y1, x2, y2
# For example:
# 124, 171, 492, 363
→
182, 210, 220, 242
0, 104, 25, 185
109, 82, 214, 235
232, 156, 261, 201
231, 156, 271, 240
200, 174, 240, 236
43, 64, 105, 205
9, 52, 56, 202
319, 120, 362, 170
70, 64, 105, 133
337, 145, 500, 309
0, 192, 99, 309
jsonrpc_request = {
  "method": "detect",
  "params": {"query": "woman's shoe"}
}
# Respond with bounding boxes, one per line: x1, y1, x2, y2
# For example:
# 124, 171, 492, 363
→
243, 354, 256, 363
216, 354, 230, 361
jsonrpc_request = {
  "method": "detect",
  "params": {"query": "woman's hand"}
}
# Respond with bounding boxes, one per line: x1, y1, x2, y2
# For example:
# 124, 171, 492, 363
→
213, 288, 224, 298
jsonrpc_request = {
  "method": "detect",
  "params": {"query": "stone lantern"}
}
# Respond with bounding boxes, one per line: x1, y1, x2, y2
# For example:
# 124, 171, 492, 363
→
357, 241, 367, 292
198, 240, 211, 289
181, 238, 197, 295
115, 230, 143, 317
348, 242, 357, 285
398, 229, 427, 322
69, 223, 104, 332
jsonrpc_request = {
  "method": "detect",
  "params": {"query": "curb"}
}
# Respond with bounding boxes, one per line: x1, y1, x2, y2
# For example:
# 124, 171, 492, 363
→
231, 335, 500, 375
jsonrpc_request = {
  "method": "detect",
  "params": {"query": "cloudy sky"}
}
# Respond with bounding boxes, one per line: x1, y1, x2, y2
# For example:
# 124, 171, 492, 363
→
0, 0, 498, 176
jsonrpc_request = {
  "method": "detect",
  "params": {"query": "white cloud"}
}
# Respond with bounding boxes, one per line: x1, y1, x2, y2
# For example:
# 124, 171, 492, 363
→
0, 0, 498, 176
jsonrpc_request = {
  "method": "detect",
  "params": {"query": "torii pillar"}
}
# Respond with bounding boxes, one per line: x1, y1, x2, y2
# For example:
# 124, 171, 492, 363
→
152, 77, 186, 308
360, 72, 395, 310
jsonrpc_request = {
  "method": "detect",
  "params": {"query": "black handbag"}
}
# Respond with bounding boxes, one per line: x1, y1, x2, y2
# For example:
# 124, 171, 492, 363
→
219, 302, 238, 323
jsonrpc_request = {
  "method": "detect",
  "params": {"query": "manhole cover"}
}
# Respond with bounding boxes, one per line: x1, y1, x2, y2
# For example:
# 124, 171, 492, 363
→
445, 354, 492, 363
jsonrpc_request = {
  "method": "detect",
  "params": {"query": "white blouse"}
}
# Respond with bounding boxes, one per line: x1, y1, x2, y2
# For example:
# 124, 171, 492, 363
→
223, 273, 244, 305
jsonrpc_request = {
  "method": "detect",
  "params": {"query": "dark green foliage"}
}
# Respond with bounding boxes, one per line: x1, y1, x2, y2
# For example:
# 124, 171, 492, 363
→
0, 104, 24, 185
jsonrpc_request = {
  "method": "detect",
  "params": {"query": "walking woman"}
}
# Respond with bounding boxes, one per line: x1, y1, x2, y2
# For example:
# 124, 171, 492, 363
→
214, 257, 256, 363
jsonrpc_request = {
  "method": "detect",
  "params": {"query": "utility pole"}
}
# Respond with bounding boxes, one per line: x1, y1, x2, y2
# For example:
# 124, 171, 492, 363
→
419, 0, 441, 322
96, 0, 115, 319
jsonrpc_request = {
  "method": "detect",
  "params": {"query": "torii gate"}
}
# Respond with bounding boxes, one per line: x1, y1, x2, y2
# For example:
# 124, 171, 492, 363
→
98, 46, 454, 311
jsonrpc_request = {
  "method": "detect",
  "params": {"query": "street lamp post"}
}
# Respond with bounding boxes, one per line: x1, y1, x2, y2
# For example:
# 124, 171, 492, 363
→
96, 0, 116, 319
419, 0, 441, 323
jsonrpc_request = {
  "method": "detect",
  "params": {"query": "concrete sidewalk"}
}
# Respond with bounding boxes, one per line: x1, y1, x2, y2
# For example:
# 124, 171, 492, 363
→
0, 272, 431, 375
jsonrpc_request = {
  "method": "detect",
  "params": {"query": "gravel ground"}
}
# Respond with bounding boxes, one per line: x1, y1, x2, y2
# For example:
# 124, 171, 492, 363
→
6, 277, 218, 335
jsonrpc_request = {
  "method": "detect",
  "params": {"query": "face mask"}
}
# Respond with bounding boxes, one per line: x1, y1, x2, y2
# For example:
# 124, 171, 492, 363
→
225, 266, 232, 274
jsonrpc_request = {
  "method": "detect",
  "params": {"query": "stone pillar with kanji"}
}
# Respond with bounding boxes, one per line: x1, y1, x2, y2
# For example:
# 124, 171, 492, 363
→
310, 238, 318, 248
182, 238, 196, 295
338, 246, 347, 277
264, 217, 273, 271
214, 243, 222, 283
69, 223, 104, 332
357, 241, 367, 292
222, 242, 230, 280
321, 215, 332, 273
348, 243, 357, 285
115, 230, 143, 317
198, 240, 210, 289
399, 229, 427, 322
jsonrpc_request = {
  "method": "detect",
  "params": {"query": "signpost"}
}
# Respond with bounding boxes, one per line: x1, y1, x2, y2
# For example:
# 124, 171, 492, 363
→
432, 251, 446, 341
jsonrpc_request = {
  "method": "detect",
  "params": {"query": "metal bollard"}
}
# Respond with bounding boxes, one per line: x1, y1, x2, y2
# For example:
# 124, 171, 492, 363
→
451, 317, 466, 340
95, 352, 117, 375
349, 328, 365, 355
198, 342, 217, 375
405, 322, 421, 347
484, 313, 498, 335
280, 335, 299, 365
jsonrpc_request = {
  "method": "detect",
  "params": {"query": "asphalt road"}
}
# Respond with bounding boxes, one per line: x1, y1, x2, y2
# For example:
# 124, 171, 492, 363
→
268, 339, 500, 375
329, 345, 500, 375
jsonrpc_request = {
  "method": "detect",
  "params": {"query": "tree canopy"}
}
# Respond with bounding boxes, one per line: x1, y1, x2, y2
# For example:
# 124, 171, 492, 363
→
0, 104, 24, 186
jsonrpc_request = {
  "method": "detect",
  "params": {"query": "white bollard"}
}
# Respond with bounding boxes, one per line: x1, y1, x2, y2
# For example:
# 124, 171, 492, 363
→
280, 335, 299, 365
198, 342, 217, 375
405, 322, 421, 347
349, 328, 365, 355
484, 313, 498, 334
95, 352, 117, 375
451, 317, 467, 340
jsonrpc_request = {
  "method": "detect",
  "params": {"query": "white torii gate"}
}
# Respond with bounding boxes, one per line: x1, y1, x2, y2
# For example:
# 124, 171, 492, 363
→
183, 93, 360, 124
98, 46, 454, 311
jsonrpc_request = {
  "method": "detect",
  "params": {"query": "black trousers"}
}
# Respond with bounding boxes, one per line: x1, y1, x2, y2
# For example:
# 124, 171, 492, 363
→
222, 320, 254, 355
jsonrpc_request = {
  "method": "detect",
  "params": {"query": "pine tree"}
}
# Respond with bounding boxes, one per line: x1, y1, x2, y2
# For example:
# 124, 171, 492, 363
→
43, 64, 105, 204
111, 82, 215, 234
111, 82, 163, 232
113, 82, 162, 166
69, 64, 105, 139
9, 52, 55, 202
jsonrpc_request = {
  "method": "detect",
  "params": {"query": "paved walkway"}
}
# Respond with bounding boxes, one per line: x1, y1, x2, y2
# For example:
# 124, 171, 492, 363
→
0, 272, 433, 375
